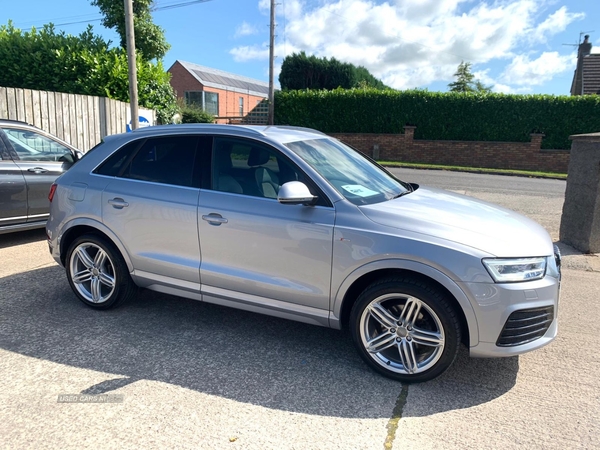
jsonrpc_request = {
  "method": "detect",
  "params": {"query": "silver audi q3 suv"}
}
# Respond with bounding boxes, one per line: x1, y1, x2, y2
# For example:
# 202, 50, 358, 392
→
46, 124, 560, 382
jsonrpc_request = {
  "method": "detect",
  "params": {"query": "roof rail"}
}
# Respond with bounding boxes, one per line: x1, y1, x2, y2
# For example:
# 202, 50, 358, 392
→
268, 125, 327, 136
130, 123, 268, 137
0, 119, 34, 127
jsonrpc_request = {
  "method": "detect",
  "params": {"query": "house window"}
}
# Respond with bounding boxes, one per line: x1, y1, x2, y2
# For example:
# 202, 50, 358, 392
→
239, 97, 244, 116
204, 92, 219, 115
184, 91, 203, 108
184, 91, 219, 116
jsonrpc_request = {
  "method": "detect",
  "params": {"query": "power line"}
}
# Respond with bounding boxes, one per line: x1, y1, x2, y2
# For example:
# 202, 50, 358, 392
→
14, 0, 214, 29
152, 0, 213, 12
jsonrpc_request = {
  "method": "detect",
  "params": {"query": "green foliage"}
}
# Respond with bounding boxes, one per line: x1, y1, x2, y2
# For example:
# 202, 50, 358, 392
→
90, 0, 169, 61
448, 61, 491, 93
180, 104, 214, 123
274, 88, 600, 149
279, 52, 389, 90
0, 21, 177, 123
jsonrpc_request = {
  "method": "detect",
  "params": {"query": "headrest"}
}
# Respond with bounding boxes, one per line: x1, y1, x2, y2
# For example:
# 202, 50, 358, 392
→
247, 147, 270, 166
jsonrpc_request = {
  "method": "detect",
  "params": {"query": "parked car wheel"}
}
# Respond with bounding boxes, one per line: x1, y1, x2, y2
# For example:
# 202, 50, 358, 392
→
66, 234, 136, 309
350, 277, 461, 383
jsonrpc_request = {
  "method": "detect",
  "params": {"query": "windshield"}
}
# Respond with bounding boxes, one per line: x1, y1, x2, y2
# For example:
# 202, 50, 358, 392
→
285, 138, 410, 205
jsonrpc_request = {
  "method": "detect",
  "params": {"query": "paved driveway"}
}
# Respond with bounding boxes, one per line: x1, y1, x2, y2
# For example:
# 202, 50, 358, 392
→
0, 170, 598, 449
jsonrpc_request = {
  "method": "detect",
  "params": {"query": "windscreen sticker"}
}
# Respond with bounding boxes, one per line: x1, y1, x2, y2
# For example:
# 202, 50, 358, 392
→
341, 184, 379, 197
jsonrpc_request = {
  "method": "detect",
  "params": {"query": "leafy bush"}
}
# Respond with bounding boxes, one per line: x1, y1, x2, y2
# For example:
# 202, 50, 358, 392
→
180, 104, 214, 124
0, 22, 178, 123
274, 88, 600, 149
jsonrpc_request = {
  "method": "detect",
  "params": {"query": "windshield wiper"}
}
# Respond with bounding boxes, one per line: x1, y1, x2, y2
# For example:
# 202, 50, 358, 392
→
391, 191, 411, 199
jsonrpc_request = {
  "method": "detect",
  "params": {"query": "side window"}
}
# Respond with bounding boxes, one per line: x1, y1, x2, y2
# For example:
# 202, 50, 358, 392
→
3, 127, 72, 162
95, 136, 206, 188
0, 130, 10, 160
124, 136, 199, 187
212, 137, 307, 200
94, 140, 143, 177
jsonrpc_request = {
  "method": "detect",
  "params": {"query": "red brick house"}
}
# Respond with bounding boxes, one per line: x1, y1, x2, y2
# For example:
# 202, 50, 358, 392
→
571, 35, 600, 95
168, 60, 269, 123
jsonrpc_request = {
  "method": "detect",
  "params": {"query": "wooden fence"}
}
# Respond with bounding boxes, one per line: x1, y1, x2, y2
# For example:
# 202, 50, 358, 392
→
0, 86, 155, 152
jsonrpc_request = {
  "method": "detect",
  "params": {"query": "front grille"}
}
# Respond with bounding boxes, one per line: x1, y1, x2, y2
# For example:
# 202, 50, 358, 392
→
496, 306, 554, 347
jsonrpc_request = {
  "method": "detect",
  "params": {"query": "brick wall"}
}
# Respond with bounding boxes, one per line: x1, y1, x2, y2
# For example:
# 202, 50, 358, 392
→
168, 61, 202, 99
331, 126, 570, 173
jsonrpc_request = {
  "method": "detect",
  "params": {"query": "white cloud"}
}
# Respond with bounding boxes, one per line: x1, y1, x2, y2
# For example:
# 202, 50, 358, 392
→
230, 44, 269, 62
500, 51, 576, 86
533, 6, 585, 43
231, 0, 586, 92
235, 21, 258, 38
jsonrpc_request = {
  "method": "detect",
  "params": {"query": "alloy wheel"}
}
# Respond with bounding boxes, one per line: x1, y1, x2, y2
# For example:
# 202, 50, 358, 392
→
69, 243, 117, 304
359, 293, 445, 375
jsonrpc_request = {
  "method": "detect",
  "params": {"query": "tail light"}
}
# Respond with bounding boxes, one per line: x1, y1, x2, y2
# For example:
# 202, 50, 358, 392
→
48, 183, 57, 202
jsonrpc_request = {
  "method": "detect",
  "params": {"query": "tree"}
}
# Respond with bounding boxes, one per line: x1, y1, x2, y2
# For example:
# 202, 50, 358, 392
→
0, 21, 177, 123
448, 61, 491, 93
90, 0, 169, 61
279, 52, 389, 90
354, 66, 389, 90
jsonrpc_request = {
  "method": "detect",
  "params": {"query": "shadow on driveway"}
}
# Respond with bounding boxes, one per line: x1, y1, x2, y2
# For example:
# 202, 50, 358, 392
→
0, 265, 518, 418
0, 228, 46, 249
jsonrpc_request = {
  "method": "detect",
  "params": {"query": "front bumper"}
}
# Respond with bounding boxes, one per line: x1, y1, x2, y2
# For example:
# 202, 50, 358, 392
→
459, 271, 560, 358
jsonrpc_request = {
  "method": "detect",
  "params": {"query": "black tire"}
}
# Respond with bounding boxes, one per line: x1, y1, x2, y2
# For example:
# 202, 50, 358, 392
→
349, 276, 461, 383
65, 233, 137, 310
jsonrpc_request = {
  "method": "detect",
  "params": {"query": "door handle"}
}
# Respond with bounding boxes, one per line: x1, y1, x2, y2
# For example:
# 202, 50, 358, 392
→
28, 167, 48, 174
108, 198, 129, 209
202, 213, 228, 225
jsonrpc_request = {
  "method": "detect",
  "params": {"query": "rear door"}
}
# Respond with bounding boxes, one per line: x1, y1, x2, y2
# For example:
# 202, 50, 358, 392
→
2, 126, 75, 221
98, 135, 210, 291
0, 131, 27, 227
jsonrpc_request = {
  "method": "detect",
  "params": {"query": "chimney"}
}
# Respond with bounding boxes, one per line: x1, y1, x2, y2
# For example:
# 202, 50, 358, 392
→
579, 35, 592, 58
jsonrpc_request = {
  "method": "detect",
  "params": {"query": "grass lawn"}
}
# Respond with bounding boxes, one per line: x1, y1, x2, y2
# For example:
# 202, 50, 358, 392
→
379, 161, 567, 180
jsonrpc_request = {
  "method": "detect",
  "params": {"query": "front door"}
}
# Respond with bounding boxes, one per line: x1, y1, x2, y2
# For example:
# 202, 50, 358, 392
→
198, 137, 335, 315
2, 126, 74, 221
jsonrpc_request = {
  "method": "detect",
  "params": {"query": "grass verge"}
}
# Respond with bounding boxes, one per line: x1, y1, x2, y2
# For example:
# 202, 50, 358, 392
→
379, 161, 567, 180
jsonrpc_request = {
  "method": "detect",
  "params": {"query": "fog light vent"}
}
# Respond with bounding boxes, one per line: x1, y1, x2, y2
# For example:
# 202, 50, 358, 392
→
496, 306, 554, 347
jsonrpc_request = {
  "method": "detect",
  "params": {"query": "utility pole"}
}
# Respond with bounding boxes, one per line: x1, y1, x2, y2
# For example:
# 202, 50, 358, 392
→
124, 0, 139, 130
267, 0, 275, 125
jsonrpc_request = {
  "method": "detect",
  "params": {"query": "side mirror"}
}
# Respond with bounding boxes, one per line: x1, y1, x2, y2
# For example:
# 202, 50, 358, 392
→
277, 181, 318, 206
60, 153, 75, 164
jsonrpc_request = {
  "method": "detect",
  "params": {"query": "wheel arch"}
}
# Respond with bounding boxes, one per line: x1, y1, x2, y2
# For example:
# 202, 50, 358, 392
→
59, 219, 133, 272
331, 260, 479, 347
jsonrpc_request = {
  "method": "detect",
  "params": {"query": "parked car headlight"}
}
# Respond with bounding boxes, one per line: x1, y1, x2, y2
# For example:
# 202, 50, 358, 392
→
482, 257, 547, 283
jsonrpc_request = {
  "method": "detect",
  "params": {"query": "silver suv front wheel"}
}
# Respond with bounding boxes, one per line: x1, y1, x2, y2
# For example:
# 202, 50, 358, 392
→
350, 276, 461, 383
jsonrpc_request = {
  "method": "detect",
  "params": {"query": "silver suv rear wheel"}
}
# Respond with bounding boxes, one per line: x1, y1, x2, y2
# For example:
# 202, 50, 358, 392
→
66, 234, 136, 309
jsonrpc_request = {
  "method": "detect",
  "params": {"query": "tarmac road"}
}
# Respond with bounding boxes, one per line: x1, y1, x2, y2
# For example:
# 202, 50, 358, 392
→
0, 170, 598, 450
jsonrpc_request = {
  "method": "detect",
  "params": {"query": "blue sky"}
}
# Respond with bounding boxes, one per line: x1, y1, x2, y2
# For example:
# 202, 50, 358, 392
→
3, 0, 598, 95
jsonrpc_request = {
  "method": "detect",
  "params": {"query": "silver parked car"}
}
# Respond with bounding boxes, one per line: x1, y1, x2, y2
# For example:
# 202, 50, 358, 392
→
0, 119, 80, 234
46, 125, 560, 382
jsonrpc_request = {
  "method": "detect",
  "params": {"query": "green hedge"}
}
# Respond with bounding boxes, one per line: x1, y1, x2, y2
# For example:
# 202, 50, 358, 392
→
274, 89, 600, 149
0, 22, 178, 124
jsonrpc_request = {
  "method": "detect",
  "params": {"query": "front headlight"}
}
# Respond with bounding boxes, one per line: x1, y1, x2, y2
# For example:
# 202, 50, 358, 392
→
482, 257, 547, 283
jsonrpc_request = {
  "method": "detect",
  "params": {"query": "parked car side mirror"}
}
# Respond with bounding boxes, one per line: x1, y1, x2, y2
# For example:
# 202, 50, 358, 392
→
59, 153, 76, 164
277, 181, 318, 206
